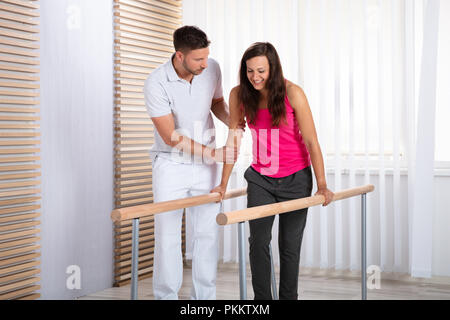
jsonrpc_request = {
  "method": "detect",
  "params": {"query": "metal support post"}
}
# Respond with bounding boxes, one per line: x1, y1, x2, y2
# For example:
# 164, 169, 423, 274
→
238, 221, 247, 300
361, 193, 367, 300
131, 218, 140, 300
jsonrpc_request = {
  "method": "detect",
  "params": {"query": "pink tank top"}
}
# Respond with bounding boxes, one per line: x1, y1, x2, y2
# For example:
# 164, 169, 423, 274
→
246, 95, 311, 178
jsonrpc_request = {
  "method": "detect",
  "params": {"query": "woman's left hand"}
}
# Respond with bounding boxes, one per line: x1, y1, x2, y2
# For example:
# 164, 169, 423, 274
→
315, 187, 334, 206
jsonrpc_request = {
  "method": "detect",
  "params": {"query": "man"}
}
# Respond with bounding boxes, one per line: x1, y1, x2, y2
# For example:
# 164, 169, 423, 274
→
144, 25, 237, 300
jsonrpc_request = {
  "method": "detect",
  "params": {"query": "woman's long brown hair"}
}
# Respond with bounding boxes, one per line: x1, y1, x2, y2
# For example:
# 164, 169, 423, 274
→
238, 42, 286, 127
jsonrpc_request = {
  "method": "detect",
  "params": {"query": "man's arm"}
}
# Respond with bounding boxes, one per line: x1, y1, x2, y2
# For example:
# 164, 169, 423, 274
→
211, 97, 230, 127
151, 113, 237, 163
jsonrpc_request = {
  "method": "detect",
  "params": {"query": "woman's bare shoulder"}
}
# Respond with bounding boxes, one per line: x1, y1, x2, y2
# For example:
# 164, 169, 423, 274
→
286, 80, 306, 104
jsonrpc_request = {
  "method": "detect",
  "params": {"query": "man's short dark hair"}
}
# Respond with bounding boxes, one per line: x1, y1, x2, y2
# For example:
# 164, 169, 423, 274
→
173, 25, 210, 53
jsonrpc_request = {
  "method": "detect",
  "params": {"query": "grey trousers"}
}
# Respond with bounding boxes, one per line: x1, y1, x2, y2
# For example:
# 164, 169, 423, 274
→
243, 165, 313, 300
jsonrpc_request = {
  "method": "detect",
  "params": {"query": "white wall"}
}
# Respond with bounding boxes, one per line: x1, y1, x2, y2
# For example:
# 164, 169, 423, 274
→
39, 0, 114, 299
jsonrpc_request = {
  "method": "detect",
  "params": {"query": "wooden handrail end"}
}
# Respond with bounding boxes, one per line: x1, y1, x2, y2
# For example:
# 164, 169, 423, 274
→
216, 213, 228, 226
111, 209, 121, 222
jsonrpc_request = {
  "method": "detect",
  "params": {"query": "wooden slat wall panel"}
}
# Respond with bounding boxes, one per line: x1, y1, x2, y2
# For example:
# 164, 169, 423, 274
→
113, 0, 182, 287
0, 0, 40, 300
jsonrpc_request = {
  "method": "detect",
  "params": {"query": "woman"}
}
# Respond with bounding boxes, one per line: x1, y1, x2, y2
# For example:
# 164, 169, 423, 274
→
211, 42, 334, 300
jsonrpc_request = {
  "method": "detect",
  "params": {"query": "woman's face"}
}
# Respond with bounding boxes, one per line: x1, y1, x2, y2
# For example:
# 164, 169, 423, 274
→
246, 55, 270, 91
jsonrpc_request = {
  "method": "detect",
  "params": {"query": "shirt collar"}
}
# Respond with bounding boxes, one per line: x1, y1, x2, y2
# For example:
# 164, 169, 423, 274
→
165, 54, 181, 82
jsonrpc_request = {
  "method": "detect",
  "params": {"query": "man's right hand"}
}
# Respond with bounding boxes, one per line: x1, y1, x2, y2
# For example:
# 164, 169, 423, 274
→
212, 146, 239, 164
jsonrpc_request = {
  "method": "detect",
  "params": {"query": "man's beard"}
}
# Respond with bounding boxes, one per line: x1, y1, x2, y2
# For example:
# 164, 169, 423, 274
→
182, 60, 204, 75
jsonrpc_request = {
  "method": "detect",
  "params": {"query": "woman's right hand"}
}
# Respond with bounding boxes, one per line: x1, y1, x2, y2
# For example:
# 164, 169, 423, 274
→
211, 184, 227, 202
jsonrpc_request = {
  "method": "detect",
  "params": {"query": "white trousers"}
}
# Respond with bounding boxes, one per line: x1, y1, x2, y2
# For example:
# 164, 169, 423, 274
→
152, 155, 220, 300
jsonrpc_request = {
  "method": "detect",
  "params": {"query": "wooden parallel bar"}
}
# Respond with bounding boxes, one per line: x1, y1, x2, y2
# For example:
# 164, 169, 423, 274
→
111, 188, 247, 222
115, 214, 153, 228
217, 185, 376, 225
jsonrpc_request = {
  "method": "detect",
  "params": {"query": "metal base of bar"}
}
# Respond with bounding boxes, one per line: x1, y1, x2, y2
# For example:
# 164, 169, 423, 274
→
361, 193, 367, 300
131, 218, 140, 300
238, 222, 247, 300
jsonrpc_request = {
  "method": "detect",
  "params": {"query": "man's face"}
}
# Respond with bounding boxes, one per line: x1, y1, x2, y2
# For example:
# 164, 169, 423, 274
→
180, 47, 210, 75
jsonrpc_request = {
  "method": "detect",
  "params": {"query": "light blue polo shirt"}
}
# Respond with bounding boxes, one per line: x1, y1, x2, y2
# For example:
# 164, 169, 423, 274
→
144, 55, 223, 163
